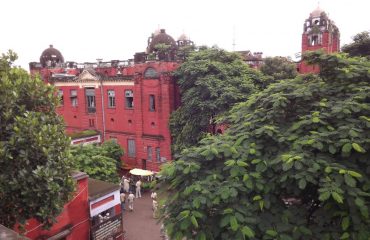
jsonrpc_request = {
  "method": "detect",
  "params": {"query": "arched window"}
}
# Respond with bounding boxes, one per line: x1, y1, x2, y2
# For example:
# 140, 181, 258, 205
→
309, 34, 322, 46
144, 67, 158, 79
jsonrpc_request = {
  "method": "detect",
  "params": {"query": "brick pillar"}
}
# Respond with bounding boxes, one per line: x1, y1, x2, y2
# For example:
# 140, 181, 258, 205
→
134, 73, 144, 168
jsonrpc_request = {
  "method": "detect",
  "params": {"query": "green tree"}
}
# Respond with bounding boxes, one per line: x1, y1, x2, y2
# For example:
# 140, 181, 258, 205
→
342, 31, 370, 58
177, 44, 196, 60
70, 141, 123, 183
154, 43, 171, 61
260, 56, 298, 82
170, 47, 264, 153
101, 139, 125, 169
0, 51, 75, 228
160, 52, 370, 239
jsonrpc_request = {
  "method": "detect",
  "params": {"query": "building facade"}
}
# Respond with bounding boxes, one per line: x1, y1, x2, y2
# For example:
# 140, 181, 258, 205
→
299, 6, 340, 73
30, 30, 188, 172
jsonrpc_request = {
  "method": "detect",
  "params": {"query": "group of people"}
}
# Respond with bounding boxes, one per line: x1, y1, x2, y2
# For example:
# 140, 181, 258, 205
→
119, 174, 166, 238
120, 176, 143, 212
119, 175, 159, 219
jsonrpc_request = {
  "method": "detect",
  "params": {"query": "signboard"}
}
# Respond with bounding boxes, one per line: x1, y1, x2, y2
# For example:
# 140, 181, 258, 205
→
90, 191, 120, 217
71, 135, 101, 145
91, 214, 123, 240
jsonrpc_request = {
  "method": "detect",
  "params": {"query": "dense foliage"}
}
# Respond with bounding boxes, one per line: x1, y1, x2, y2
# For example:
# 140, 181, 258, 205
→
67, 129, 100, 140
160, 52, 370, 239
260, 56, 298, 82
70, 140, 123, 183
170, 47, 265, 154
342, 31, 370, 58
0, 51, 75, 228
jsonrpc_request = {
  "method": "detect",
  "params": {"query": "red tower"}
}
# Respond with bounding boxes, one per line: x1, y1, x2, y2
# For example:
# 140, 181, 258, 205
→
299, 6, 340, 73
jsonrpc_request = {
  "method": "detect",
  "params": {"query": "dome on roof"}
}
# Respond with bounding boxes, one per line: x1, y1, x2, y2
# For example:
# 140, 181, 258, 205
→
178, 33, 189, 41
147, 29, 177, 53
40, 45, 64, 67
310, 6, 325, 18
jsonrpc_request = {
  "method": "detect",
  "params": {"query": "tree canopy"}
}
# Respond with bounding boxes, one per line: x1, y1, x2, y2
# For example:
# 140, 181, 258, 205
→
170, 47, 265, 154
70, 140, 123, 183
342, 31, 370, 59
260, 56, 298, 82
0, 51, 75, 228
160, 52, 370, 239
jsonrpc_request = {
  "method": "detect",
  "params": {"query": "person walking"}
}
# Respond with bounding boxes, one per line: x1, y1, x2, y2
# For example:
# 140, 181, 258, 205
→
135, 179, 142, 198
123, 178, 130, 193
127, 192, 135, 211
152, 199, 158, 218
151, 191, 157, 211
151, 191, 157, 200
120, 192, 126, 212
130, 178, 135, 193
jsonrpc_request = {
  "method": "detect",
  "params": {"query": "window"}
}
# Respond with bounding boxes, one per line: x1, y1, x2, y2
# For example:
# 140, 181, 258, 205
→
311, 35, 318, 45
125, 90, 134, 109
142, 159, 147, 170
156, 147, 160, 162
108, 90, 115, 108
57, 90, 64, 106
85, 88, 96, 113
149, 95, 155, 111
144, 67, 158, 78
147, 146, 152, 161
70, 89, 78, 107
309, 34, 322, 46
128, 139, 136, 157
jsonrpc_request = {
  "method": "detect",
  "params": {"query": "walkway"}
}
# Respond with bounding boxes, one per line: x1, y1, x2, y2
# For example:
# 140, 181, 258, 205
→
122, 192, 162, 240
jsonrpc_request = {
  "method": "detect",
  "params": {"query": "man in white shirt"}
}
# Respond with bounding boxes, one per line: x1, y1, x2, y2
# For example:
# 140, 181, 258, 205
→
151, 191, 157, 200
135, 180, 142, 198
123, 178, 130, 193
127, 192, 135, 211
152, 199, 158, 218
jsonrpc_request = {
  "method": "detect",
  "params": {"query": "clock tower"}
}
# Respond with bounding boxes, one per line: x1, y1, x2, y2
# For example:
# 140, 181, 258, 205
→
299, 6, 340, 73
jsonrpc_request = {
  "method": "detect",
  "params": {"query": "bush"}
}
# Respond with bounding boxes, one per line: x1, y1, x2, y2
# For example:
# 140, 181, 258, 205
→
67, 129, 100, 140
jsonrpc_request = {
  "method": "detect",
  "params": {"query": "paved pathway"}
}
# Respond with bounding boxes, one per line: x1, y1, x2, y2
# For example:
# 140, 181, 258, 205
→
122, 192, 162, 240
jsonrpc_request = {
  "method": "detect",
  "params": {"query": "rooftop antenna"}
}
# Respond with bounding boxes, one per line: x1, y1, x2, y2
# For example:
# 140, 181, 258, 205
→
232, 25, 236, 51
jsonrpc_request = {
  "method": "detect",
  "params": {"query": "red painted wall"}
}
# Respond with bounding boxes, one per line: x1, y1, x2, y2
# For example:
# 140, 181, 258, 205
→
20, 175, 89, 239
299, 31, 339, 74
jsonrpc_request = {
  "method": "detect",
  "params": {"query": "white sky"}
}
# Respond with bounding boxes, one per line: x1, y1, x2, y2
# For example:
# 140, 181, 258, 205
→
1, 0, 369, 69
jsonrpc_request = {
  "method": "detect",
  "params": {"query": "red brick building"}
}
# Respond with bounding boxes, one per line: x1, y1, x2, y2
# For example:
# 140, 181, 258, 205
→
21, 172, 90, 239
299, 6, 340, 73
236, 51, 263, 69
30, 29, 191, 172
18, 172, 124, 240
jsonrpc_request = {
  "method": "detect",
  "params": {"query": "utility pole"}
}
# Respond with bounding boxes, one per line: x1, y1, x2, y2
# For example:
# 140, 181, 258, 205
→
232, 25, 236, 51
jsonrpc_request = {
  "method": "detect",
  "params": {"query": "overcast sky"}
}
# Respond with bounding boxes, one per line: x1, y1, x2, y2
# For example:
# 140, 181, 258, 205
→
1, 0, 369, 69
